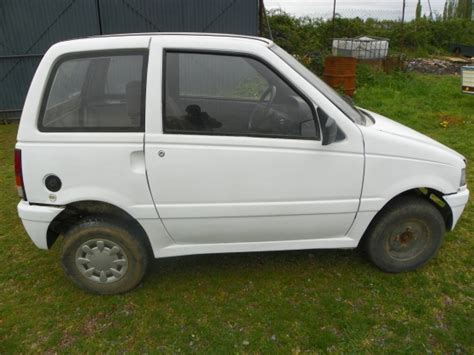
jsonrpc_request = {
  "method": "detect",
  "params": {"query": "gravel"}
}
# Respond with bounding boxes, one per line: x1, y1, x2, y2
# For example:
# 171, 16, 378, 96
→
406, 57, 473, 75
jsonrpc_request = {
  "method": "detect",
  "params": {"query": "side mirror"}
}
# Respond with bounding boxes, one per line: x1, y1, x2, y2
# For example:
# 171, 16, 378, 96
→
317, 108, 338, 146
321, 116, 338, 145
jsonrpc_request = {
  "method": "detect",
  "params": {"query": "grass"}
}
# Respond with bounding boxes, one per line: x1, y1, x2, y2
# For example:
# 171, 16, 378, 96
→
0, 73, 473, 353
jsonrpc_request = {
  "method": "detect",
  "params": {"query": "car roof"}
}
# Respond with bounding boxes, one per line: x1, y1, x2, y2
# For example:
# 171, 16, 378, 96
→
87, 32, 273, 45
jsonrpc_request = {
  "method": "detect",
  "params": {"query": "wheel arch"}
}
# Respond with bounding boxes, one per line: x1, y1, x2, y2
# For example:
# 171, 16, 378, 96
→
358, 187, 453, 247
46, 200, 153, 255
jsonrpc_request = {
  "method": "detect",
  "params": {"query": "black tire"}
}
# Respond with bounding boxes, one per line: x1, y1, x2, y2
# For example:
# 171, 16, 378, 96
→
363, 196, 446, 273
61, 218, 150, 294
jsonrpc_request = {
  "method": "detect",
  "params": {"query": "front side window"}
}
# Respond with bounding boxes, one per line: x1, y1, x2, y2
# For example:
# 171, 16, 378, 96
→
164, 52, 318, 140
40, 51, 146, 131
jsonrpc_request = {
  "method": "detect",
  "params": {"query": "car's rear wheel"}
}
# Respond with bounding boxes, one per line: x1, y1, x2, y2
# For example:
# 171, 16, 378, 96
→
363, 196, 446, 273
61, 218, 149, 294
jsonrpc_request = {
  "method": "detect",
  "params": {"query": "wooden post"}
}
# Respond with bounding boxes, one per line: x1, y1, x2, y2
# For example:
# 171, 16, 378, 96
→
400, 0, 406, 52
427, 0, 433, 19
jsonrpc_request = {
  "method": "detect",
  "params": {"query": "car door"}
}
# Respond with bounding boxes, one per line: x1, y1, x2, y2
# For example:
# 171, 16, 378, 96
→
145, 39, 364, 245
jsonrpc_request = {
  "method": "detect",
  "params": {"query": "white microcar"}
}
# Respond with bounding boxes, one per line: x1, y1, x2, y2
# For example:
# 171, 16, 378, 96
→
16, 34, 469, 294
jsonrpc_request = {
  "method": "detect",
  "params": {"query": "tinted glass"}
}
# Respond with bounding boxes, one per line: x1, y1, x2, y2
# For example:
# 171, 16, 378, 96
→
41, 53, 145, 131
164, 52, 318, 140
178, 54, 268, 100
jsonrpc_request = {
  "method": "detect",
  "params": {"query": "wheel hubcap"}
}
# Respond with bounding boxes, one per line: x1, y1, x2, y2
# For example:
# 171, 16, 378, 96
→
75, 239, 128, 283
386, 219, 431, 261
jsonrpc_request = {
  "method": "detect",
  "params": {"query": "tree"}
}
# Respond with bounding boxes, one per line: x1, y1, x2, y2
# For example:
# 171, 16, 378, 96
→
448, 0, 455, 18
416, 0, 422, 19
455, 0, 471, 18
443, 0, 472, 19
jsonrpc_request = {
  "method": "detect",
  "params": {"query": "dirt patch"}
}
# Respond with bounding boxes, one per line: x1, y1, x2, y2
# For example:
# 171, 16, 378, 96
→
439, 114, 464, 128
406, 57, 473, 75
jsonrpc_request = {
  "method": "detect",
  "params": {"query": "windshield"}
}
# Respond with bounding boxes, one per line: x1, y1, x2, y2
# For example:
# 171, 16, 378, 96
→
270, 45, 366, 125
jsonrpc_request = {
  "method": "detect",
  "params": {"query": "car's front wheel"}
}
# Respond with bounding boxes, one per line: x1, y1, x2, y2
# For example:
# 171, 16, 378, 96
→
61, 218, 149, 294
363, 196, 446, 273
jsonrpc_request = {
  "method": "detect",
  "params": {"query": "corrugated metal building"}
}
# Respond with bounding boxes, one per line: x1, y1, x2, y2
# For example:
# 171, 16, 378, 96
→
0, 0, 261, 116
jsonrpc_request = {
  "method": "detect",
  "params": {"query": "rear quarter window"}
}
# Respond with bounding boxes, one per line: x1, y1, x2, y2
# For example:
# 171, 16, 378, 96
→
39, 50, 147, 132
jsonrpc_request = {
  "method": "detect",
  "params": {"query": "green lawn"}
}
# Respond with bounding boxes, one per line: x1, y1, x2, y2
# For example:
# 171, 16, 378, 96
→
0, 73, 473, 353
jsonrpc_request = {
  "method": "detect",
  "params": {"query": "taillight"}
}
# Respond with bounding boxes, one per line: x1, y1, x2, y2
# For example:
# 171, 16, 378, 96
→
14, 149, 27, 200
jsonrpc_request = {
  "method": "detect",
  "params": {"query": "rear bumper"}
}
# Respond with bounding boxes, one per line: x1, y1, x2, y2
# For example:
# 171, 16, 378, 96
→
17, 201, 64, 249
444, 186, 469, 230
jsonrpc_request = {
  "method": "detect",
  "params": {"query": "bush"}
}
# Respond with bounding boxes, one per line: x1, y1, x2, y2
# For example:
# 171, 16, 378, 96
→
264, 10, 474, 59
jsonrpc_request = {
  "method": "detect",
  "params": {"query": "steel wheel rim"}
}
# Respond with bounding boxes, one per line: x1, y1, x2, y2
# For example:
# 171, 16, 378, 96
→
385, 219, 431, 261
75, 239, 128, 283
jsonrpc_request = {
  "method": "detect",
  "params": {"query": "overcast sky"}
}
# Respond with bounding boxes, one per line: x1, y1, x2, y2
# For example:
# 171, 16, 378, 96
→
264, 0, 446, 20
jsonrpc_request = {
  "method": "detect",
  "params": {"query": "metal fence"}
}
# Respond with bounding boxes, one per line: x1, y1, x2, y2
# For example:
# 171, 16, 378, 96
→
0, 0, 259, 117
266, 0, 436, 21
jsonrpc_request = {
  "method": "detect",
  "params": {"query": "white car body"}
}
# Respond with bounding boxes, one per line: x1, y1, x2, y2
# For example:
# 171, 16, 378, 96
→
16, 33, 469, 259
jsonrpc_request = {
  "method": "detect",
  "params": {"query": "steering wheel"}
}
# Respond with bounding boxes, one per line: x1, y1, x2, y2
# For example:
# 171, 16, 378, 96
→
248, 85, 277, 130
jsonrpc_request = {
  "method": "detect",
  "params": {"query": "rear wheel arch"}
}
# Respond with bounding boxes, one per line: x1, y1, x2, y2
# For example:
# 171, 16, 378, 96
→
47, 200, 153, 256
61, 217, 150, 294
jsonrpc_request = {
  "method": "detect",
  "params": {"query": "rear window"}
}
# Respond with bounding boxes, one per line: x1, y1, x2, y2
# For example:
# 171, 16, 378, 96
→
39, 51, 147, 132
